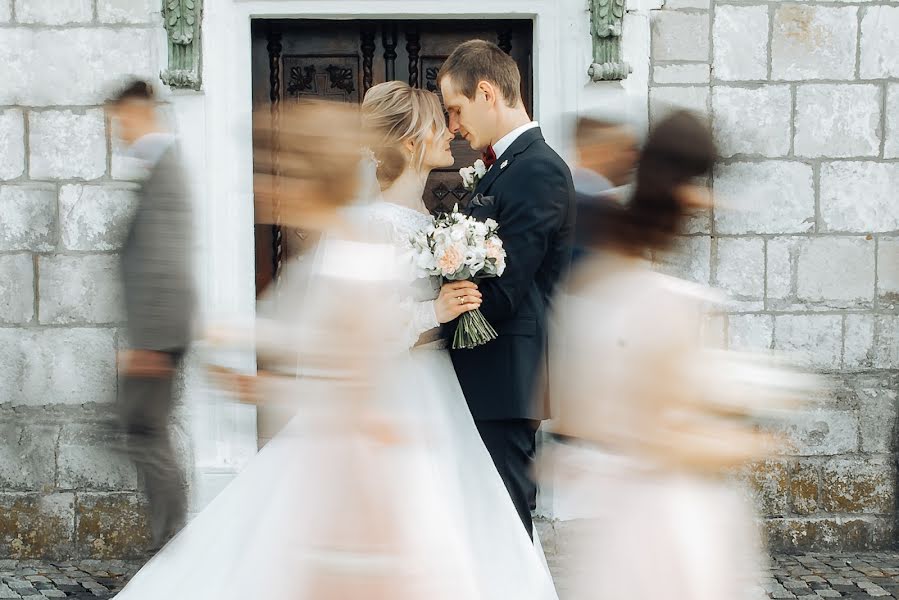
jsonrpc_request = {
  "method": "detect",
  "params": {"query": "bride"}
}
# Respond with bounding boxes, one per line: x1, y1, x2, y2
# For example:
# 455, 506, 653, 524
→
357, 80, 558, 599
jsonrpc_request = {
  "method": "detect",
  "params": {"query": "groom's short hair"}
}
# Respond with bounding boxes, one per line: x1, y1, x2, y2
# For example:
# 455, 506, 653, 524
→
438, 40, 522, 107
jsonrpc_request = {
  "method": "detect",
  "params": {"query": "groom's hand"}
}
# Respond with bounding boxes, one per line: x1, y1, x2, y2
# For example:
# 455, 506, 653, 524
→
435, 281, 482, 324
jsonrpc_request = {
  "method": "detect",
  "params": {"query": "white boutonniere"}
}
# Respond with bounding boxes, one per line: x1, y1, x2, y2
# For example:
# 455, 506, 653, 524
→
459, 158, 487, 191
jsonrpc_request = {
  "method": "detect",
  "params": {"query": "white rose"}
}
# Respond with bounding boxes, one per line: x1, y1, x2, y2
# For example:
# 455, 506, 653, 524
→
459, 167, 475, 188
474, 159, 487, 178
484, 218, 498, 230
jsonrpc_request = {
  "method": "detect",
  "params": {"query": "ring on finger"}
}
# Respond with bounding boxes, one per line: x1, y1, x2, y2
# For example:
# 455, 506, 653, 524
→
458, 296, 465, 305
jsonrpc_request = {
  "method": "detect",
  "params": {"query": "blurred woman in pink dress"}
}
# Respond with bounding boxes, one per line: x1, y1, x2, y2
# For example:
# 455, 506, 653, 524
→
546, 111, 814, 600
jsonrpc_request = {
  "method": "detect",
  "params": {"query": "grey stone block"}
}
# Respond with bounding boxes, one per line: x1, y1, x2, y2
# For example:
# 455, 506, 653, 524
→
0, 254, 34, 324
2, 29, 158, 107
0, 29, 31, 105
649, 86, 710, 124
57, 424, 137, 491
742, 460, 790, 517
772, 5, 858, 81
784, 407, 858, 455
728, 314, 774, 352
59, 185, 139, 251
886, 83, 899, 159
774, 314, 843, 370
664, 0, 708, 8
97, 0, 159, 23
0, 493, 75, 559
713, 4, 769, 81
75, 493, 149, 559
714, 162, 815, 235
0, 185, 56, 252
821, 457, 895, 514
3, 328, 117, 406
713, 86, 792, 158
0, 424, 57, 490
844, 314, 876, 369
29, 110, 106, 180
860, 6, 899, 79
767, 237, 797, 302
652, 64, 710, 85
0, 0, 9, 22
654, 235, 710, 284
795, 85, 881, 158
796, 237, 875, 306
716, 237, 765, 305
38, 255, 123, 325
0, 109, 24, 181
874, 315, 899, 369
790, 459, 820, 515
878, 237, 899, 306
857, 386, 898, 453
820, 162, 899, 233
651, 11, 709, 61
14, 0, 92, 24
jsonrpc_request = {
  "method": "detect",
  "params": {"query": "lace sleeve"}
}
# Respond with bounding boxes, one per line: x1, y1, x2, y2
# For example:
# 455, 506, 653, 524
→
363, 204, 440, 349
399, 296, 439, 348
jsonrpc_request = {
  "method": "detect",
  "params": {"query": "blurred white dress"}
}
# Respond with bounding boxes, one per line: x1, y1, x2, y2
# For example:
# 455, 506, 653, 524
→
113, 217, 558, 599
114, 234, 482, 599
547, 253, 809, 600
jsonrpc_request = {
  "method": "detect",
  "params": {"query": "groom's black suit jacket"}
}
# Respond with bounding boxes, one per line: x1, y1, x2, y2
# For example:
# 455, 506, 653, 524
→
449, 127, 575, 421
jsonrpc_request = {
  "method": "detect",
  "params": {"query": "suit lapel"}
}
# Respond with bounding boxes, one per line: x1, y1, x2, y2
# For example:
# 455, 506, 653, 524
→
472, 127, 544, 196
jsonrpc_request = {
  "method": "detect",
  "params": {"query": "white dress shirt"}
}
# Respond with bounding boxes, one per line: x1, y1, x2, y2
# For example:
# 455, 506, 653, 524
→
491, 121, 540, 162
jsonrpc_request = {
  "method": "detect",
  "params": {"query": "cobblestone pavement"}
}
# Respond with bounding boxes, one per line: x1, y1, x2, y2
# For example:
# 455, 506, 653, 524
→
0, 560, 140, 599
763, 554, 899, 599
4, 554, 899, 598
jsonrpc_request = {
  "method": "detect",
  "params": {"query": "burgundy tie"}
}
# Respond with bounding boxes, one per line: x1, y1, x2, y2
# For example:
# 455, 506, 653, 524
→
482, 145, 497, 168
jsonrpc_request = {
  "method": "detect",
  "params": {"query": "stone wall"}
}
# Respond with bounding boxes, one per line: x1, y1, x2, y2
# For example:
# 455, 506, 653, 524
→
649, 0, 899, 550
0, 0, 173, 558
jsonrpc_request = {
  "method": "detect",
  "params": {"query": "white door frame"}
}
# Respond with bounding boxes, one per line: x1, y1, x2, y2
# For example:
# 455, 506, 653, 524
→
200, 1, 579, 339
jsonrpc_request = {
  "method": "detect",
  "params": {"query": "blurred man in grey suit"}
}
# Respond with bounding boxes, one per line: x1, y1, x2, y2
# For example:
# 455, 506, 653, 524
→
571, 116, 639, 264
107, 79, 195, 553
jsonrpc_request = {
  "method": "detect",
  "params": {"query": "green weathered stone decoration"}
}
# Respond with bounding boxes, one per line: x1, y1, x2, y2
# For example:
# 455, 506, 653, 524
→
161, 0, 203, 90
588, 0, 631, 82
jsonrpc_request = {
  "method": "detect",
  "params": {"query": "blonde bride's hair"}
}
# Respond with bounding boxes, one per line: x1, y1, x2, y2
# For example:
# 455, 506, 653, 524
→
361, 81, 448, 189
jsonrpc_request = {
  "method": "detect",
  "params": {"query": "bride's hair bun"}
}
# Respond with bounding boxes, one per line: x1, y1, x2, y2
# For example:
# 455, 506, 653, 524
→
371, 145, 406, 188
361, 81, 448, 189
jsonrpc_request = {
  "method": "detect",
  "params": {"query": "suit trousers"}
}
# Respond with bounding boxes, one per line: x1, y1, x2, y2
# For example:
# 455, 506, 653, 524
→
475, 419, 540, 539
119, 365, 187, 549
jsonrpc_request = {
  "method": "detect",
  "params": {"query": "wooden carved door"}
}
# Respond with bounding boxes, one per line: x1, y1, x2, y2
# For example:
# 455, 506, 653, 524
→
251, 19, 533, 296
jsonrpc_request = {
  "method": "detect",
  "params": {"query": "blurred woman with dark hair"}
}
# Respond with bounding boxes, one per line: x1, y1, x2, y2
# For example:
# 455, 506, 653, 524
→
546, 111, 814, 600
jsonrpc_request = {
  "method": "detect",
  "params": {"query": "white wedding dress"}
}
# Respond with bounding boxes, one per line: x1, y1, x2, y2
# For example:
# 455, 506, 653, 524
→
364, 201, 559, 599
112, 209, 557, 599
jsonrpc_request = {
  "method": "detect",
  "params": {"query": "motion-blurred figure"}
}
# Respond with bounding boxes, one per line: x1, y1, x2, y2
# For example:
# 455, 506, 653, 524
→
547, 111, 814, 600
570, 115, 638, 263
107, 79, 195, 554
113, 100, 481, 600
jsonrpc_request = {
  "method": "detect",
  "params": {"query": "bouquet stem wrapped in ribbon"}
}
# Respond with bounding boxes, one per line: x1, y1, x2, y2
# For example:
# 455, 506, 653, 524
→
408, 205, 507, 350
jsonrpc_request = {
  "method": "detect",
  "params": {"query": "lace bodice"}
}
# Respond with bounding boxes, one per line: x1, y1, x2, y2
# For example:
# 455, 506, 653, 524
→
366, 202, 442, 348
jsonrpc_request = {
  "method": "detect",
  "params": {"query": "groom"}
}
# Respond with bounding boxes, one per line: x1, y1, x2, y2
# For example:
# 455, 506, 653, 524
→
439, 40, 575, 538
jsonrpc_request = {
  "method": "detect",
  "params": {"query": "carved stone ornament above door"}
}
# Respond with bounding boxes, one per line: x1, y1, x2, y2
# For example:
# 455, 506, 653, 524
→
588, 0, 631, 82
161, 0, 203, 90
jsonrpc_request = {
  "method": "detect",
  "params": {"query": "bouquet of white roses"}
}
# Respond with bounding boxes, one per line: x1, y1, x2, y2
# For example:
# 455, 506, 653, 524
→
407, 204, 506, 349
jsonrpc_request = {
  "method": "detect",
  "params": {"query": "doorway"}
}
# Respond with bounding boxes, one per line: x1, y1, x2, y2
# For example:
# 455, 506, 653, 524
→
250, 18, 534, 295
